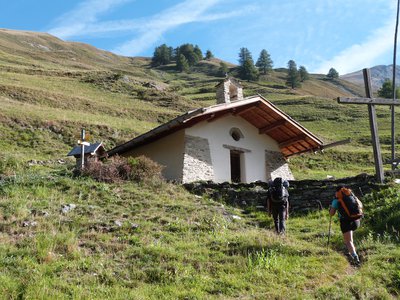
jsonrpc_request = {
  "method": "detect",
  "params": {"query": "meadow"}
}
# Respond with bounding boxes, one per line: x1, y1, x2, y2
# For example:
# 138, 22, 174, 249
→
0, 164, 398, 299
0, 29, 399, 299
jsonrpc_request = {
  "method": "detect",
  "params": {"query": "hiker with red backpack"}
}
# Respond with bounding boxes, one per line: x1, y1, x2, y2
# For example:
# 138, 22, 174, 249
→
267, 177, 290, 235
329, 186, 364, 264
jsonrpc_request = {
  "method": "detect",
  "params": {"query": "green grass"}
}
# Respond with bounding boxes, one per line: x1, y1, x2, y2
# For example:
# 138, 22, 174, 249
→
290, 149, 375, 179
0, 166, 398, 299
0, 29, 400, 299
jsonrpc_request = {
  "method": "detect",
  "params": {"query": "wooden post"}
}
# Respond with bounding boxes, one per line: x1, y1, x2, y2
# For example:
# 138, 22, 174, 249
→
81, 128, 86, 170
337, 68, 390, 183
363, 69, 384, 183
391, 0, 400, 169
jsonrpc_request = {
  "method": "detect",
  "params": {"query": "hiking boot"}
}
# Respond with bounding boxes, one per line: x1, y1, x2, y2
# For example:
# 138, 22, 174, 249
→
351, 254, 360, 265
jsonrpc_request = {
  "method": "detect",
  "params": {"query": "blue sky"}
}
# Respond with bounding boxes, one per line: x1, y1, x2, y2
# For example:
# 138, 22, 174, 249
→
0, 0, 397, 74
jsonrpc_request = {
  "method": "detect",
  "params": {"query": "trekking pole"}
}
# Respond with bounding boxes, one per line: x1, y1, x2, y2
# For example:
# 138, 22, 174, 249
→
327, 214, 332, 248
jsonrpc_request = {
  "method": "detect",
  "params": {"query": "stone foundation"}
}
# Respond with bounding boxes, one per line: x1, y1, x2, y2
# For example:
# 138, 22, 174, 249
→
184, 173, 382, 213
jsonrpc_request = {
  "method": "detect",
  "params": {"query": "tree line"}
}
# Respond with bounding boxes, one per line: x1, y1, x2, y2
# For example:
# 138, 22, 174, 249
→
151, 43, 211, 72
151, 44, 341, 89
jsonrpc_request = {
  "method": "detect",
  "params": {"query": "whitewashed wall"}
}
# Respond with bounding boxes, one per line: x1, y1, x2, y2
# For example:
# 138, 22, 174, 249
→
124, 130, 185, 181
185, 115, 291, 183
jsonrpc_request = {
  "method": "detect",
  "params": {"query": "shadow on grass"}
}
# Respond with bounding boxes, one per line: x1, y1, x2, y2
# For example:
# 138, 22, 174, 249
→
222, 239, 314, 258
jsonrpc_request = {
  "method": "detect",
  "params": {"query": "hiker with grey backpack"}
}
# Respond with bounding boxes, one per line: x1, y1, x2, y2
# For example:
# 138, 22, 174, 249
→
267, 177, 290, 235
329, 186, 364, 265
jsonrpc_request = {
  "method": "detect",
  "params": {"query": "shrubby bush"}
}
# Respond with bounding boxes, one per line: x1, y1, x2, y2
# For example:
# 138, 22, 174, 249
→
82, 155, 163, 183
82, 156, 126, 183
128, 155, 164, 183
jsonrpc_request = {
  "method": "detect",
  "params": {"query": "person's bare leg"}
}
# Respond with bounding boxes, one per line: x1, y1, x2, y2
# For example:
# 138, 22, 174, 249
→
343, 231, 359, 263
343, 231, 355, 253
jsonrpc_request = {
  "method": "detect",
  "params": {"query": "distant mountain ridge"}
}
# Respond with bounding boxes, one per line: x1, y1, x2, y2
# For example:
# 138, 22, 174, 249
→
341, 65, 400, 91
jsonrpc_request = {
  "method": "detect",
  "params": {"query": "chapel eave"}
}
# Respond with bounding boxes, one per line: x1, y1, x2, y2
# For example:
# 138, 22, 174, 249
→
107, 96, 324, 158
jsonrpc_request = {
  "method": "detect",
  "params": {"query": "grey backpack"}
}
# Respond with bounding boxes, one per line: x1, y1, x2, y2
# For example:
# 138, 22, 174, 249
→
269, 177, 289, 203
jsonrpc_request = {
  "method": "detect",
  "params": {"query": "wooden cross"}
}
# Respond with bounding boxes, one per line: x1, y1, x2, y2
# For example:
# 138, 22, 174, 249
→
77, 128, 90, 170
338, 68, 400, 183
80, 129, 86, 170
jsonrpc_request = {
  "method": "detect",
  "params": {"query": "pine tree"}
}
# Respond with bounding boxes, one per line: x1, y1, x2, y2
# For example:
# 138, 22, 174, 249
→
378, 79, 400, 98
151, 44, 172, 66
327, 68, 339, 79
176, 44, 202, 66
176, 54, 189, 72
299, 66, 309, 82
286, 60, 301, 89
205, 50, 214, 60
194, 45, 203, 61
238, 48, 259, 81
240, 59, 259, 81
238, 47, 253, 66
256, 49, 273, 75
218, 62, 228, 77
169, 46, 175, 61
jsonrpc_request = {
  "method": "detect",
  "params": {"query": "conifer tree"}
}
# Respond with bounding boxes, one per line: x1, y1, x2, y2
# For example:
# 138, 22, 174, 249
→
169, 46, 176, 61
194, 45, 203, 61
176, 54, 189, 72
238, 47, 253, 66
240, 59, 259, 81
327, 68, 339, 79
378, 79, 400, 98
238, 47, 259, 81
219, 62, 228, 77
205, 50, 214, 60
256, 49, 273, 75
299, 65, 309, 82
176, 44, 202, 66
151, 44, 172, 66
286, 60, 301, 88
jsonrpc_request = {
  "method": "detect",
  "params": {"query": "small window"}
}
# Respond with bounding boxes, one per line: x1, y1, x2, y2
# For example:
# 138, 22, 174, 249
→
230, 128, 243, 141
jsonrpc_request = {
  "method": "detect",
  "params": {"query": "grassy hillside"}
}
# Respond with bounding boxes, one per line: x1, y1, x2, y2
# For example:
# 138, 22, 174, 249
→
1, 28, 397, 179
0, 166, 399, 299
0, 29, 399, 299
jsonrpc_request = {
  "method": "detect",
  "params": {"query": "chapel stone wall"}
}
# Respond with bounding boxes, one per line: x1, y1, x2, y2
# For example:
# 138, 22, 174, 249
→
182, 135, 214, 183
265, 150, 295, 181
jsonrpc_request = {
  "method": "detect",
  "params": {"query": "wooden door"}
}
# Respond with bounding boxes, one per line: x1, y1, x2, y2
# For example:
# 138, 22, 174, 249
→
230, 151, 241, 183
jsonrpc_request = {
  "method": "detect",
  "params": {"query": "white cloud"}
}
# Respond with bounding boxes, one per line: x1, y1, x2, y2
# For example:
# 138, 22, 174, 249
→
112, 0, 250, 56
48, 0, 133, 38
314, 10, 397, 74
66, 7, 251, 37
48, 0, 252, 57
113, 29, 163, 56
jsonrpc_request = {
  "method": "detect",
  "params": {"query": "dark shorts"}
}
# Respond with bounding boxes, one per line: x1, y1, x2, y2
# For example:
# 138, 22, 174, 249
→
339, 218, 360, 234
